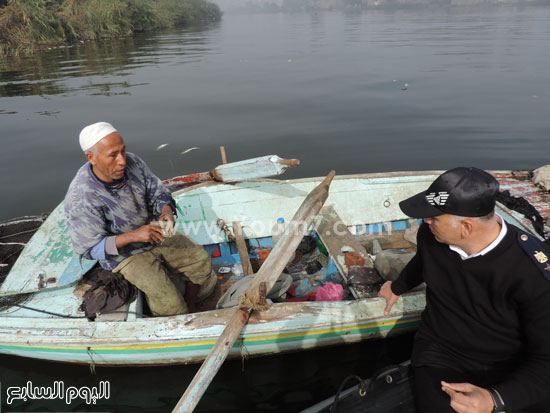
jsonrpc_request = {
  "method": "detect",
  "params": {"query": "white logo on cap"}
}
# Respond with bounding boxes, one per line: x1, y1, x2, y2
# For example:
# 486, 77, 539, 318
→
426, 191, 449, 206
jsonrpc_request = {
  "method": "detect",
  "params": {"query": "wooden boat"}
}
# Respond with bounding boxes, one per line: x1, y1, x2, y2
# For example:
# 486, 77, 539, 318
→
0, 169, 547, 366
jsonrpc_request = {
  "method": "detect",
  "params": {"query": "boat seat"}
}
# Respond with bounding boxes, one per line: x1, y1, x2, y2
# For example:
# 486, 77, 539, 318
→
315, 205, 374, 300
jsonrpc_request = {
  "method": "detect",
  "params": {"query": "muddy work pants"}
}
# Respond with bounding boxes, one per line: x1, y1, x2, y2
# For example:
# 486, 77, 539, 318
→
113, 234, 212, 316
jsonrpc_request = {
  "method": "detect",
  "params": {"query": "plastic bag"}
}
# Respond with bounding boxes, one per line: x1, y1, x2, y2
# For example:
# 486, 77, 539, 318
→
315, 282, 344, 302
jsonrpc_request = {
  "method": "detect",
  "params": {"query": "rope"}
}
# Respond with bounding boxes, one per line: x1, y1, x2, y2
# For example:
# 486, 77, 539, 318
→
0, 229, 39, 240
87, 347, 96, 375
0, 293, 33, 312
0, 215, 47, 226
239, 337, 250, 372
1, 247, 24, 264
11, 304, 151, 319
330, 375, 371, 413
14, 304, 89, 318
238, 294, 270, 311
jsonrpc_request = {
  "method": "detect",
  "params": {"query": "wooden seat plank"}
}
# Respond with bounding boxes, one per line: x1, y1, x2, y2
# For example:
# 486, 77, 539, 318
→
315, 205, 374, 300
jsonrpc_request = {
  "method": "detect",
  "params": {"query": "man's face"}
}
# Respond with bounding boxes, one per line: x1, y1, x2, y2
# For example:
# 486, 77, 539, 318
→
86, 132, 127, 182
423, 214, 462, 245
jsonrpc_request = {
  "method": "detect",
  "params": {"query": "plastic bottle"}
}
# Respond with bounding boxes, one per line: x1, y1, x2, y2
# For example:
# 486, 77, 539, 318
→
312, 233, 328, 256
271, 217, 286, 245
231, 263, 243, 280
272, 217, 295, 263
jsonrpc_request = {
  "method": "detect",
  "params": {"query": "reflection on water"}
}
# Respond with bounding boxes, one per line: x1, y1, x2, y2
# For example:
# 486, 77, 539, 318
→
0, 333, 415, 412
0, 7, 549, 222
0, 24, 220, 100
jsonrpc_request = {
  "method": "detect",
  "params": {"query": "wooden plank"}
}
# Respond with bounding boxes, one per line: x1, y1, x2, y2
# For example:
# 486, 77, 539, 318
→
163, 155, 300, 191
212, 155, 300, 183
172, 171, 335, 413
357, 230, 417, 252
316, 205, 374, 300
232, 221, 253, 276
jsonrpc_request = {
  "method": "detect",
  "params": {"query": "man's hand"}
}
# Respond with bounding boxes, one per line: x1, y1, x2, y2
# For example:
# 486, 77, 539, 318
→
378, 280, 400, 315
441, 381, 494, 413
159, 205, 175, 237
116, 225, 165, 248
159, 205, 174, 223
132, 225, 166, 244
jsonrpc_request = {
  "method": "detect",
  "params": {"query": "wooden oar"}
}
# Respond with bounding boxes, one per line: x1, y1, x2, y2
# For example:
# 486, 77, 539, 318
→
172, 170, 336, 413
163, 155, 300, 191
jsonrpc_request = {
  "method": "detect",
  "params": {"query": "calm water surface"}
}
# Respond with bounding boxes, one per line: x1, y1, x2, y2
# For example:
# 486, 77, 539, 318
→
0, 5, 549, 412
1, 6, 549, 220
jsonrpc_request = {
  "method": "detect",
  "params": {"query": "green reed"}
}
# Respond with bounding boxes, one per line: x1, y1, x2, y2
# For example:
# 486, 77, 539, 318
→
0, 0, 222, 55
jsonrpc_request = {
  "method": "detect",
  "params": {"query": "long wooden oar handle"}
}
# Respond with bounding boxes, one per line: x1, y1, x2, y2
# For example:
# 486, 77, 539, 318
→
322, 170, 336, 186
277, 158, 300, 167
172, 171, 336, 413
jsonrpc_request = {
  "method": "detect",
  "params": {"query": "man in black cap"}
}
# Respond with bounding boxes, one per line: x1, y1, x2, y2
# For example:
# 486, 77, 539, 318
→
378, 167, 550, 413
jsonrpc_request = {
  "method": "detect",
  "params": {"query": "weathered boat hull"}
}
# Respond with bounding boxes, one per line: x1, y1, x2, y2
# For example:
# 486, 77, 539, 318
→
0, 170, 546, 366
0, 294, 424, 365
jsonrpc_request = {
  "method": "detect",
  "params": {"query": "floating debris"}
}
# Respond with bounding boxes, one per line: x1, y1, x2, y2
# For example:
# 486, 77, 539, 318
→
156, 144, 169, 151
401, 83, 408, 91
181, 147, 199, 155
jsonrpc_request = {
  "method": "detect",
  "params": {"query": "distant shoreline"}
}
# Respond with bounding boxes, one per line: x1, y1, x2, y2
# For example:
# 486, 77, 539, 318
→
0, 0, 222, 55
215, 0, 547, 12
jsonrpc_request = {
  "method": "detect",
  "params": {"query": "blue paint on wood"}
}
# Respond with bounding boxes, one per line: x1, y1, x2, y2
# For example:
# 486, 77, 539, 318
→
58, 256, 95, 285
391, 220, 408, 231
219, 242, 232, 258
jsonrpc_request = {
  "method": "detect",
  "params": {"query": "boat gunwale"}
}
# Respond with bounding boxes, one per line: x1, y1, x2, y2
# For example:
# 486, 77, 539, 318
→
1, 169, 546, 365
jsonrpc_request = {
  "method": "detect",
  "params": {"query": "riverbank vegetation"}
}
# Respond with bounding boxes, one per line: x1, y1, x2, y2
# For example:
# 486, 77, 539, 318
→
0, 0, 222, 55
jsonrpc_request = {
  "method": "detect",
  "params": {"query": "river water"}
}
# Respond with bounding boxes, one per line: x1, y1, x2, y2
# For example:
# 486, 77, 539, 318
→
1, 6, 550, 221
0, 5, 549, 412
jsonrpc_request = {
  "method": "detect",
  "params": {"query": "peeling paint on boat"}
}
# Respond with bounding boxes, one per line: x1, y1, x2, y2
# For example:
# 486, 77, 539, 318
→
0, 170, 546, 366
0, 203, 95, 296
0, 293, 425, 365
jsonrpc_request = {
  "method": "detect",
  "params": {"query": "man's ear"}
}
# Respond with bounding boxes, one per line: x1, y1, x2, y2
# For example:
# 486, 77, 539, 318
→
461, 219, 474, 238
85, 151, 95, 165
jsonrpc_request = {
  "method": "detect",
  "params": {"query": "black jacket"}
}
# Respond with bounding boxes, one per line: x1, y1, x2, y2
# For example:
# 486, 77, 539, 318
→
392, 222, 550, 411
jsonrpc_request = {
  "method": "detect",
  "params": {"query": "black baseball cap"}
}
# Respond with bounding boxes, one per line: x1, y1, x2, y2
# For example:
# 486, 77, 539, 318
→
399, 167, 499, 218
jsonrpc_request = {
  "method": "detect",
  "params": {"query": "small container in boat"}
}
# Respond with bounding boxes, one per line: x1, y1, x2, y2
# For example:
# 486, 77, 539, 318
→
345, 251, 365, 267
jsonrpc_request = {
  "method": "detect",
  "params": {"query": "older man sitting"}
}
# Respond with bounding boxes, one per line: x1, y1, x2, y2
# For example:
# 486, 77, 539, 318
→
65, 122, 214, 316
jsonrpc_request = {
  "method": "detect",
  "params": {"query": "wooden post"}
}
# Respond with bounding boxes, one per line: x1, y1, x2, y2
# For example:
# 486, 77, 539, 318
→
232, 221, 253, 276
220, 146, 227, 164
172, 171, 336, 413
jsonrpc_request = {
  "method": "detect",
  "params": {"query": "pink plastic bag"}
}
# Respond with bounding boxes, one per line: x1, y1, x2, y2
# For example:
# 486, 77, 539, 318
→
315, 282, 344, 301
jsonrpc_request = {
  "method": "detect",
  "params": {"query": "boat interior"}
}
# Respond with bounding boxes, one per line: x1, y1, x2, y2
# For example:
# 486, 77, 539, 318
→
0, 214, 419, 321
1, 170, 548, 323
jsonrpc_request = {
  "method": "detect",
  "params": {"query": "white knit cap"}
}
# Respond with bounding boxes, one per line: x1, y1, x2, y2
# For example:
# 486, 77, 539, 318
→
79, 122, 118, 152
